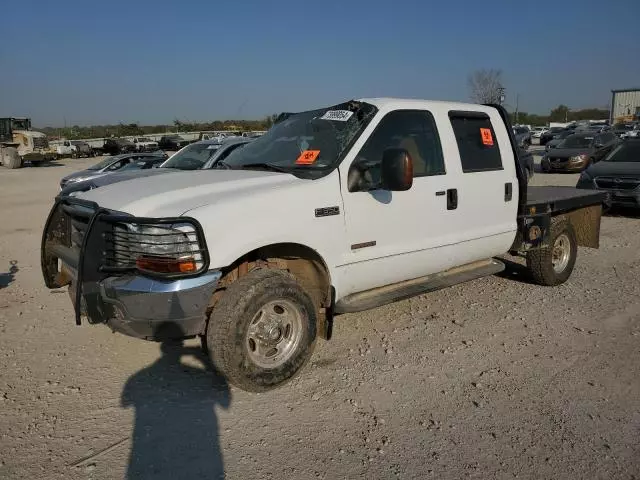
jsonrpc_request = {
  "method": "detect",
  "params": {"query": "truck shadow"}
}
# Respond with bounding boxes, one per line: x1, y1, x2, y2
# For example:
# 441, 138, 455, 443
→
121, 326, 231, 479
29, 161, 64, 168
0, 261, 19, 289
604, 206, 640, 219
495, 258, 533, 285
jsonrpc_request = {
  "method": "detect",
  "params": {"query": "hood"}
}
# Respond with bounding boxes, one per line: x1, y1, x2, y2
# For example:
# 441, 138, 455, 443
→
14, 130, 46, 139
89, 167, 176, 187
586, 161, 640, 177
77, 169, 303, 217
547, 147, 594, 158
61, 170, 108, 182
61, 169, 175, 195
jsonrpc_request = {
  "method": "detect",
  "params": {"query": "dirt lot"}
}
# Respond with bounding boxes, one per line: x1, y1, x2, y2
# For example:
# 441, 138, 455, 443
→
1, 154, 639, 480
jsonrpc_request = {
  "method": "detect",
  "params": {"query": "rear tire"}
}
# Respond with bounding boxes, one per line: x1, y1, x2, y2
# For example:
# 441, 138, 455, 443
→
526, 219, 577, 286
206, 268, 317, 392
1, 147, 21, 169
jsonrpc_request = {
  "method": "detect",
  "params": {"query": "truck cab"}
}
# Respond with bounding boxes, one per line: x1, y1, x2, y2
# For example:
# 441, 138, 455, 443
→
42, 98, 605, 392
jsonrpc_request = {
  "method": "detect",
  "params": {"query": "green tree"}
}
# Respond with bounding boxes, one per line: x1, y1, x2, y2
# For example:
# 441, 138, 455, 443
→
549, 105, 570, 122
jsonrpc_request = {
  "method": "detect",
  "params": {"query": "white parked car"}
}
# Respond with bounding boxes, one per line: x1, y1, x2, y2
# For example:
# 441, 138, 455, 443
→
132, 137, 159, 152
42, 98, 605, 392
531, 126, 549, 138
621, 124, 640, 138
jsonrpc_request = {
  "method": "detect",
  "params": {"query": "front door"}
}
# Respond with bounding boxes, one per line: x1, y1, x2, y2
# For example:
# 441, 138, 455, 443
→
337, 109, 462, 298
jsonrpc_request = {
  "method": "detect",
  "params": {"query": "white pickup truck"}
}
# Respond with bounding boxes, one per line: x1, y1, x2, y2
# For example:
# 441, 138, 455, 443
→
131, 137, 159, 152
42, 98, 605, 392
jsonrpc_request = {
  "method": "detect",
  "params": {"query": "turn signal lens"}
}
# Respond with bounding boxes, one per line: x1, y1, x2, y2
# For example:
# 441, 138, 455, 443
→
135, 256, 197, 274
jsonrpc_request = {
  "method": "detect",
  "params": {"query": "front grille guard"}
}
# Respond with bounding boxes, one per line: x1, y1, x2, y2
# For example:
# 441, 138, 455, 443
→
41, 196, 210, 326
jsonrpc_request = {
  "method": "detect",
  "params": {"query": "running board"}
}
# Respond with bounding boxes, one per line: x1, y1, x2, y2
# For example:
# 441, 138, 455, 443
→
334, 258, 505, 314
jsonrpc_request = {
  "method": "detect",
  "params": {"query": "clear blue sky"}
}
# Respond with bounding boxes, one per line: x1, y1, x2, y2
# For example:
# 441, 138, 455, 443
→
2, 0, 639, 126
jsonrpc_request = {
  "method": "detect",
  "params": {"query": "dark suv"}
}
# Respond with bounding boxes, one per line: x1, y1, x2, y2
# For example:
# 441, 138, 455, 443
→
102, 138, 136, 155
158, 135, 189, 151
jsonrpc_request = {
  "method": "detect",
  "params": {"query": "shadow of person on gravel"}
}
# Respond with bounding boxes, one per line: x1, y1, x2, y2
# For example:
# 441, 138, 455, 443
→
0, 261, 19, 289
121, 324, 231, 480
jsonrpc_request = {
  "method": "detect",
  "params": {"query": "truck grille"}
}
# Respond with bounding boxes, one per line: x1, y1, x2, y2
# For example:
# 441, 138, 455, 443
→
61, 203, 96, 253
595, 177, 640, 191
548, 157, 567, 164
33, 137, 49, 149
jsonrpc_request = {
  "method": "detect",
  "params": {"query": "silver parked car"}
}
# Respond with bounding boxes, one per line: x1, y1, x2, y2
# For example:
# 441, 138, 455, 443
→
60, 137, 253, 196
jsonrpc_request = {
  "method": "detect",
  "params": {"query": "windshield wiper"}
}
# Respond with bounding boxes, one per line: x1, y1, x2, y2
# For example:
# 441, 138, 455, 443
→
236, 162, 292, 174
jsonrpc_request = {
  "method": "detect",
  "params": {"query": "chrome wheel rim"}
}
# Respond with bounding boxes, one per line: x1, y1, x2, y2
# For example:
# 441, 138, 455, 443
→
246, 299, 303, 369
552, 233, 571, 273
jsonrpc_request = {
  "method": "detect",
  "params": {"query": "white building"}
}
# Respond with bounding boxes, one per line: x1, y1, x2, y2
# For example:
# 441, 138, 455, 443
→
610, 88, 640, 124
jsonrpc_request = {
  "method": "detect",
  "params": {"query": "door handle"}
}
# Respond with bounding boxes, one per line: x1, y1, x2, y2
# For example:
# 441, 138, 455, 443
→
447, 188, 458, 210
505, 182, 513, 201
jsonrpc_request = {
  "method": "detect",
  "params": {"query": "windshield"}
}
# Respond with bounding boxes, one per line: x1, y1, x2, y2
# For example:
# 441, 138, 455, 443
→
559, 136, 593, 148
221, 101, 378, 177
604, 142, 640, 162
558, 130, 574, 139
161, 143, 220, 170
87, 157, 120, 170
11, 118, 30, 130
614, 124, 633, 131
121, 159, 159, 170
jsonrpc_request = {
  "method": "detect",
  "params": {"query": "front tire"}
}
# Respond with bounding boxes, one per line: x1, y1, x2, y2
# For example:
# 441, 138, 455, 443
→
1, 147, 21, 169
206, 268, 317, 392
526, 219, 577, 286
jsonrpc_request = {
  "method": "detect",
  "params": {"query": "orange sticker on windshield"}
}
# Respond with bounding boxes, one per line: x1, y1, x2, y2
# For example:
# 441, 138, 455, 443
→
296, 150, 320, 165
480, 128, 494, 146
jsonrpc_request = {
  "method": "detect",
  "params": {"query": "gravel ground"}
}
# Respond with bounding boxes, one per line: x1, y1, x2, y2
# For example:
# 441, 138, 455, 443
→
1, 153, 639, 480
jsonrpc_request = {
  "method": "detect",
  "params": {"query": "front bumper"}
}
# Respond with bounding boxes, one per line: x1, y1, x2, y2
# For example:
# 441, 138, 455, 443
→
68, 266, 221, 339
542, 159, 588, 172
41, 197, 216, 340
576, 182, 640, 208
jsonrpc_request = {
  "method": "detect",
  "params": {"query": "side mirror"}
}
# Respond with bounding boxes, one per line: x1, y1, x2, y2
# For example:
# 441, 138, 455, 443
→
381, 148, 413, 191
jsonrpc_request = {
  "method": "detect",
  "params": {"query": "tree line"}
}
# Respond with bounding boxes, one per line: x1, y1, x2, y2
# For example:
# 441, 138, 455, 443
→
469, 69, 609, 127
38, 115, 279, 140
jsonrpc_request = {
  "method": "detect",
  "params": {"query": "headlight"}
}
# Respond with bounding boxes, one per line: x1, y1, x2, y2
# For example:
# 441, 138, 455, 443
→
569, 154, 588, 163
66, 176, 93, 183
109, 222, 205, 275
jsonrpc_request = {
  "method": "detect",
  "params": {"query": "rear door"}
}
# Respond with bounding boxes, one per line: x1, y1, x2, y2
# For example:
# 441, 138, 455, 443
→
444, 109, 519, 259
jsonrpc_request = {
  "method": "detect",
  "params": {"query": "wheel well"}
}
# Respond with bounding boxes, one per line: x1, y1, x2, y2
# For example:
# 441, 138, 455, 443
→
213, 243, 332, 311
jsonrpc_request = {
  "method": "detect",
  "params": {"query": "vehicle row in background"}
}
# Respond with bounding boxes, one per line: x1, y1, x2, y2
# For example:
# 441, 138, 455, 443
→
59, 137, 253, 196
577, 138, 640, 209
541, 131, 620, 173
59, 152, 168, 190
512, 126, 531, 149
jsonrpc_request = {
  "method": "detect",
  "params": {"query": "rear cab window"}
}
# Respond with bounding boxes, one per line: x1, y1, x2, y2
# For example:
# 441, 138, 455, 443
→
449, 112, 503, 173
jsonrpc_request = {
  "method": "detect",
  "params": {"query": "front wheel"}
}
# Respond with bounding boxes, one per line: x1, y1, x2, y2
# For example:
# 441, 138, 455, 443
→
526, 219, 577, 286
206, 268, 317, 392
1, 147, 22, 169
